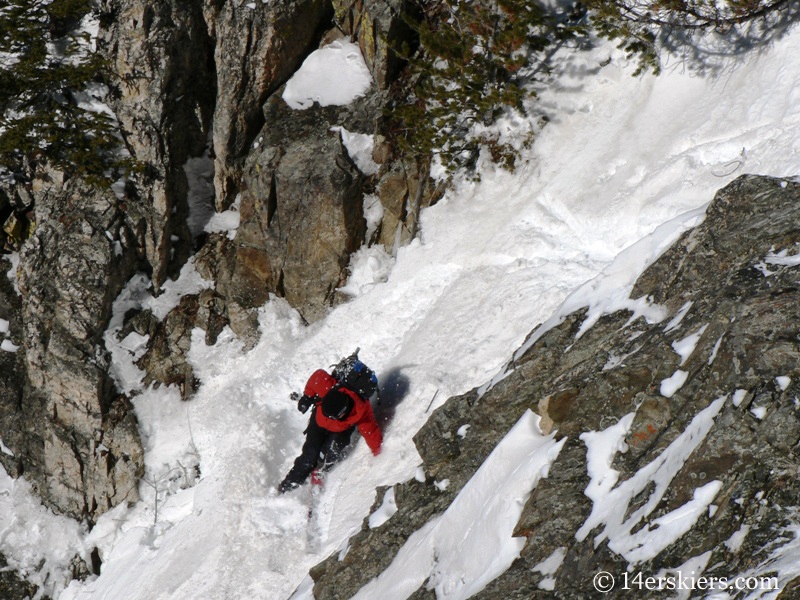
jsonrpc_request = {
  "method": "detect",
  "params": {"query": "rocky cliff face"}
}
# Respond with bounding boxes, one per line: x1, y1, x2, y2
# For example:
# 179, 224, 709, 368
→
0, 0, 435, 533
0, 170, 145, 524
8, 1, 798, 598
195, 0, 439, 327
306, 175, 800, 598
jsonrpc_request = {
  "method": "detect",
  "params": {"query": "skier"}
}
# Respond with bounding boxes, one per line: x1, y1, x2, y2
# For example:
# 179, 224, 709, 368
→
278, 365, 382, 493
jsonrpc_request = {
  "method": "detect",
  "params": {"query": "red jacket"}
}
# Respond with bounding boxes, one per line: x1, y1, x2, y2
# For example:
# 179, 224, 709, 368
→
304, 369, 382, 455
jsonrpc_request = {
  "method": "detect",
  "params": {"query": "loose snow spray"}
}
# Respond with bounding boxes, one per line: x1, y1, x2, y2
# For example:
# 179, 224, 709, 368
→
0, 467, 84, 598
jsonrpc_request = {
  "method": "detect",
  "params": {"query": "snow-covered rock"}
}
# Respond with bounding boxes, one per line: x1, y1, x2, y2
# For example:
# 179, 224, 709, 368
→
307, 176, 800, 598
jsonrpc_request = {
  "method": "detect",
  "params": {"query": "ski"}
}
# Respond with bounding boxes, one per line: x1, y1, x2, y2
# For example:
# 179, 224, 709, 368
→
306, 468, 325, 553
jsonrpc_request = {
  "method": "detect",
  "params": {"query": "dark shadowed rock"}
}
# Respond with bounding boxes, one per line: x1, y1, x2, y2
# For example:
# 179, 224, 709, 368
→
100, 0, 216, 289
0, 251, 25, 478
0, 552, 41, 600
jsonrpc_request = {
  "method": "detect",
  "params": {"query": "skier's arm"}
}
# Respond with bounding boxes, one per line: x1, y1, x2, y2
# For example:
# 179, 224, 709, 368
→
303, 369, 336, 399
357, 403, 383, 456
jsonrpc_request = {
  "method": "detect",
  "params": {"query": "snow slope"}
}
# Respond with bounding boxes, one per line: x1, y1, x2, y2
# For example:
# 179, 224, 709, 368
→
2, 22, 800, 600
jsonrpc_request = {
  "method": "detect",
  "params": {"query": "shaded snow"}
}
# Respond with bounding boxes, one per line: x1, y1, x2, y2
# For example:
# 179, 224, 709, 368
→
204, 194, 241, 239
184, 150, 216, 237
331, 126, 380, 175
368, 487, 397, 529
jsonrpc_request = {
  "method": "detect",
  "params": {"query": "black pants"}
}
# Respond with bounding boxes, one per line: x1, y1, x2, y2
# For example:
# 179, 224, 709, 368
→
280, 410, 354, 491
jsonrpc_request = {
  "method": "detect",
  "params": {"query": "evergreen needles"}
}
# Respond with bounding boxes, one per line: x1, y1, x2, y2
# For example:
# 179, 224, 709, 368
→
0, 0, 132, 185
386, 0, 795, 180
388, 0, 584, 178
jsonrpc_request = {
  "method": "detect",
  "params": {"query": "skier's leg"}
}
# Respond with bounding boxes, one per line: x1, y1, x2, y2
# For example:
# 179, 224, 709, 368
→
279, 414, 326, 493
318, 427, 355, 474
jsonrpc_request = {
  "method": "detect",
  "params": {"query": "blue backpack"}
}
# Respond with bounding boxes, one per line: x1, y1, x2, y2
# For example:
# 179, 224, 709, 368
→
331, 348, 379, 402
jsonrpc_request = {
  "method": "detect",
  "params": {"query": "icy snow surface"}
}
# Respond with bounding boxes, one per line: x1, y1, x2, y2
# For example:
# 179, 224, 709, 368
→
0, 20, 797, 600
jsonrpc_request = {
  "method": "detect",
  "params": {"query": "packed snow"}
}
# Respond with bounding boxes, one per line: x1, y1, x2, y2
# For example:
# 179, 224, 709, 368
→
672, 324, 709, 366
330, 126, 381, 176
0, 14, 799, 600
660, 369, 690, 398
533, 546, 568, 591
282, 41, 372, 110
732, 389, 749, 408
204, 194, 241, 239
665, 301, 694, 333
367, 487, 397, 529
347, 411, 565, 600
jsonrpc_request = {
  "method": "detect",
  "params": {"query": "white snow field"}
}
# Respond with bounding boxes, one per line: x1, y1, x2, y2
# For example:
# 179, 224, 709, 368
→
0, 22, 799, 600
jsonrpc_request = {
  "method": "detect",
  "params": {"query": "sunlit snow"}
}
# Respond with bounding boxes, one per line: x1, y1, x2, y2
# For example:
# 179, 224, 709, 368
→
0, 17, 798, 600
282, 41, 372, 110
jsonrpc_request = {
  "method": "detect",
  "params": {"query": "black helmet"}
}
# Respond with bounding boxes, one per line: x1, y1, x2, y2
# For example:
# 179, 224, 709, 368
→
321, 390, 354, 420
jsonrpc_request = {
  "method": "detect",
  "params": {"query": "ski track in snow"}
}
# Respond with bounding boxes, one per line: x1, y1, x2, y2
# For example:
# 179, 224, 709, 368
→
1, 24, 798, 600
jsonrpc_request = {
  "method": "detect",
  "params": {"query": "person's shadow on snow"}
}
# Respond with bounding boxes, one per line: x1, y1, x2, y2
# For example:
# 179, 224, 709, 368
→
374, 367, 411, 429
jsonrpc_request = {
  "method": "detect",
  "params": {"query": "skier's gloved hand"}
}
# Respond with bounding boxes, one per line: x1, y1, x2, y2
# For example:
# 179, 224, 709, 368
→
296, 394, 314, 413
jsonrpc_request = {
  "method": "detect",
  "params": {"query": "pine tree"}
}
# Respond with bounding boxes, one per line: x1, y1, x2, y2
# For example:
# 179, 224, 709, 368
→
0, 0, 130, 185
387, 0, 794, 179
581, 0, 795, 75
387, 0, 585, 178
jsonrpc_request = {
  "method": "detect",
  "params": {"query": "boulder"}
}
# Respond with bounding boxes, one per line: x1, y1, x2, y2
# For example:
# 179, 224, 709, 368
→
205, 91, 377, 324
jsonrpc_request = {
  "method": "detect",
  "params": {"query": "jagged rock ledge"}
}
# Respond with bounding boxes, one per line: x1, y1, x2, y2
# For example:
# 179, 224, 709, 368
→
307, 174, 800, 599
